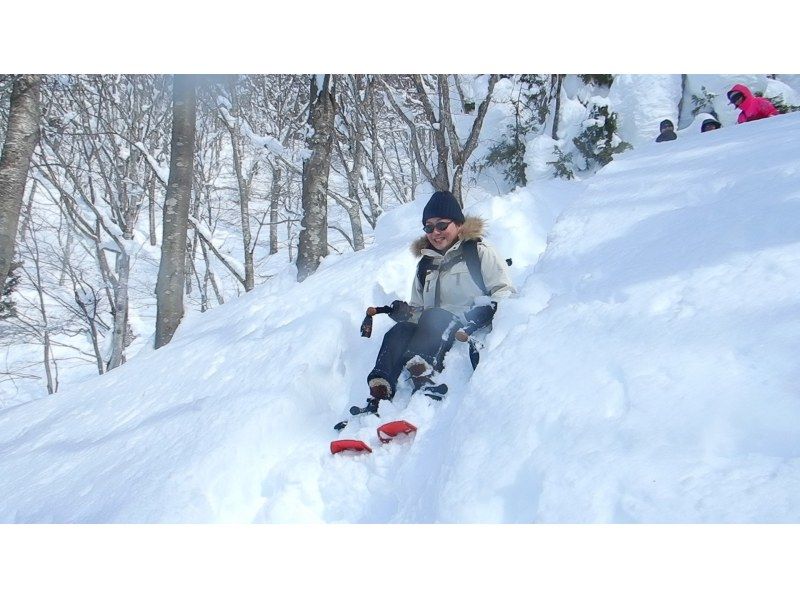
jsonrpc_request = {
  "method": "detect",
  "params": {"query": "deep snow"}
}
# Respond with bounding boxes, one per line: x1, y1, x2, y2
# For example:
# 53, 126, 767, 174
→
1, 112, 800, 524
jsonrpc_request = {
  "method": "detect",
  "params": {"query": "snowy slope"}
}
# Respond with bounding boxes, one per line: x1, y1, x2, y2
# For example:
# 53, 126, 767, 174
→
1, 113, 799, 523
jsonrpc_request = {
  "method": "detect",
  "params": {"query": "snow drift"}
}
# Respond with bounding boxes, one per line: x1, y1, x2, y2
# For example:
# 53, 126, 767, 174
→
1, 113, 799, 523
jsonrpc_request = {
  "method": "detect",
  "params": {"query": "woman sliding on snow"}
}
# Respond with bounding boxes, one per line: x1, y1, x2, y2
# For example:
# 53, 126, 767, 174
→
362, 190, 515, 414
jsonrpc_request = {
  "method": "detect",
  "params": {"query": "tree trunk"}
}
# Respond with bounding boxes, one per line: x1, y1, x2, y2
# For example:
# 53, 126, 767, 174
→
199, 239, 224, 306
74, 285, 105, 375
107, 250, 130, 369
187, 252, 207, 311
677, 74, 688, 126
269, 165, 281, 255
221, 81, 256, 291
230, 137, 255, 290
26, 233, 57, 393
0, 75, 41, 289
451, 164, 465, 204
155, 75, 196, 349
344, 200, 364, 251
18, 178, 37, 241
339, 83, 366, 251
366, 77, 384, 220
551, 75, 563, 140
148, 173, 157, 245
59, 224, 72, 286
296, 75, 335, 282
38, 282, 57, 395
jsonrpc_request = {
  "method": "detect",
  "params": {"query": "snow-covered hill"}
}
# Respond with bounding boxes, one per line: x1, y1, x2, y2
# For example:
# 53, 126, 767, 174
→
1, 112, 799, 523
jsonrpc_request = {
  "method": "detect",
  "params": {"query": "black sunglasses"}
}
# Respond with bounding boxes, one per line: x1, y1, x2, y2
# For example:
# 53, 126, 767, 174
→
423, 221, 452, 233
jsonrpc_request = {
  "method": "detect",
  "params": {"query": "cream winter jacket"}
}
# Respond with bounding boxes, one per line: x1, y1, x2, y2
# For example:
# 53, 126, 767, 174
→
408, 217, 515, 322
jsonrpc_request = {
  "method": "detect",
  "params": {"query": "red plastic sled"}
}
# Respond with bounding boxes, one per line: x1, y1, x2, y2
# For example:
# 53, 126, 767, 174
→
377, 420, 417, 443
330, 439, 372, 454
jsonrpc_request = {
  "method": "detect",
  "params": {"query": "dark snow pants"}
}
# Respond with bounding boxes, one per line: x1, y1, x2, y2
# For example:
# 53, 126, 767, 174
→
367, 307, 460, 397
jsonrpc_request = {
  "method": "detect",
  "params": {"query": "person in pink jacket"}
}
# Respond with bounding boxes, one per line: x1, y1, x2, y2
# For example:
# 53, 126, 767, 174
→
727, 84, 779, 124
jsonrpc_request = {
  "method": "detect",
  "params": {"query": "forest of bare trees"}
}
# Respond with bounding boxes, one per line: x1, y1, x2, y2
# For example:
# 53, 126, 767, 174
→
0, 73, 570, 398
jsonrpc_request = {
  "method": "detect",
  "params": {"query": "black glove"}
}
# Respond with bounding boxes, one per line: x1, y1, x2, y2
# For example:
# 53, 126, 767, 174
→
388, 300, 413, 322
463, 301, 497, 331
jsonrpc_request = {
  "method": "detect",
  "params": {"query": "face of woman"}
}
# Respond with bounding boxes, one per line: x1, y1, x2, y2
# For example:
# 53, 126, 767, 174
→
424, 218, 461, 252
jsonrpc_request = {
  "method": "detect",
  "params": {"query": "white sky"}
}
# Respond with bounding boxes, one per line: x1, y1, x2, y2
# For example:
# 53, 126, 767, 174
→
4, 1, 796, 73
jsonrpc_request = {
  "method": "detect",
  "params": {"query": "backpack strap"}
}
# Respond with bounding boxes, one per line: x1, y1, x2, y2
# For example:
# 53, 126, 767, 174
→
462, 239, 488, 295
416, 255, 434, 290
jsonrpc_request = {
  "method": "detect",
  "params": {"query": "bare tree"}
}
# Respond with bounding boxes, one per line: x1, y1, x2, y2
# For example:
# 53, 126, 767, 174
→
361, 76, 387, 221
10, 211, 105, 393
155, 75, 196, 348
189, 103, 226, 309
186, 75, 308, 290
332, 74, 372, 251
296, 75, 336, 282
382, 74, 498, 205
247, 75, 307, 258
4, 73, 500, 394
382, 75, 450, 195
439, 74, 499, 201
36, 75, 171, 369
364, 77, 419, 209
18, 227, 58, 393
215, 77, 258, 291
0, 75, 41, 289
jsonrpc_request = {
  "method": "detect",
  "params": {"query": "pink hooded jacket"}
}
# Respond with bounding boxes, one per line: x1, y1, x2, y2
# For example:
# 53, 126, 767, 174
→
729, 84, 779, 124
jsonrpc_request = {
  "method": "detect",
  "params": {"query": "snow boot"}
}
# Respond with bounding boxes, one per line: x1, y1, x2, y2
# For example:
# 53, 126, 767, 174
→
406, 356, 432, 378
405, 356, 447, 400
368, 377, 392, 401
406, 356, 433, 390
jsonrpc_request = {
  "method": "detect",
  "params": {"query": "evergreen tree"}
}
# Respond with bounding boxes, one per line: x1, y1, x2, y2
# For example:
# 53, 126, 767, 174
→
483, 134, 528, 187
756, 92, 800, 114
579, 75, 614, 87
482, 75, 551, 188
547, 147, 575, 180
572, 102, 631, 172
691, 86, 718, 118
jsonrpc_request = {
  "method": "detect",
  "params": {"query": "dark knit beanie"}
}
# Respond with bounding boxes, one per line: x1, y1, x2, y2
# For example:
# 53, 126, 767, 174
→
660, 119, 674, 131
422, 191, 465, 225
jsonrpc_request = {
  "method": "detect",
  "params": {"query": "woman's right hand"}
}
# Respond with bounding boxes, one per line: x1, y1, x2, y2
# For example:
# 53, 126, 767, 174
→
388, 300, 413, 322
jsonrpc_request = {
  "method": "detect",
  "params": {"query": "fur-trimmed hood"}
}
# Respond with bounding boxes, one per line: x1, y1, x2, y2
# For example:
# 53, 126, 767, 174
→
410, 216, 486, 257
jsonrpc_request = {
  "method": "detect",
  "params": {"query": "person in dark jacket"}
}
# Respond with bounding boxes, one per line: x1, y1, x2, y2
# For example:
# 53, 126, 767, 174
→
701, 117, 722, 132
727, 84, 779, 124
655, 119, 677, 142
365, 190, 514, 406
